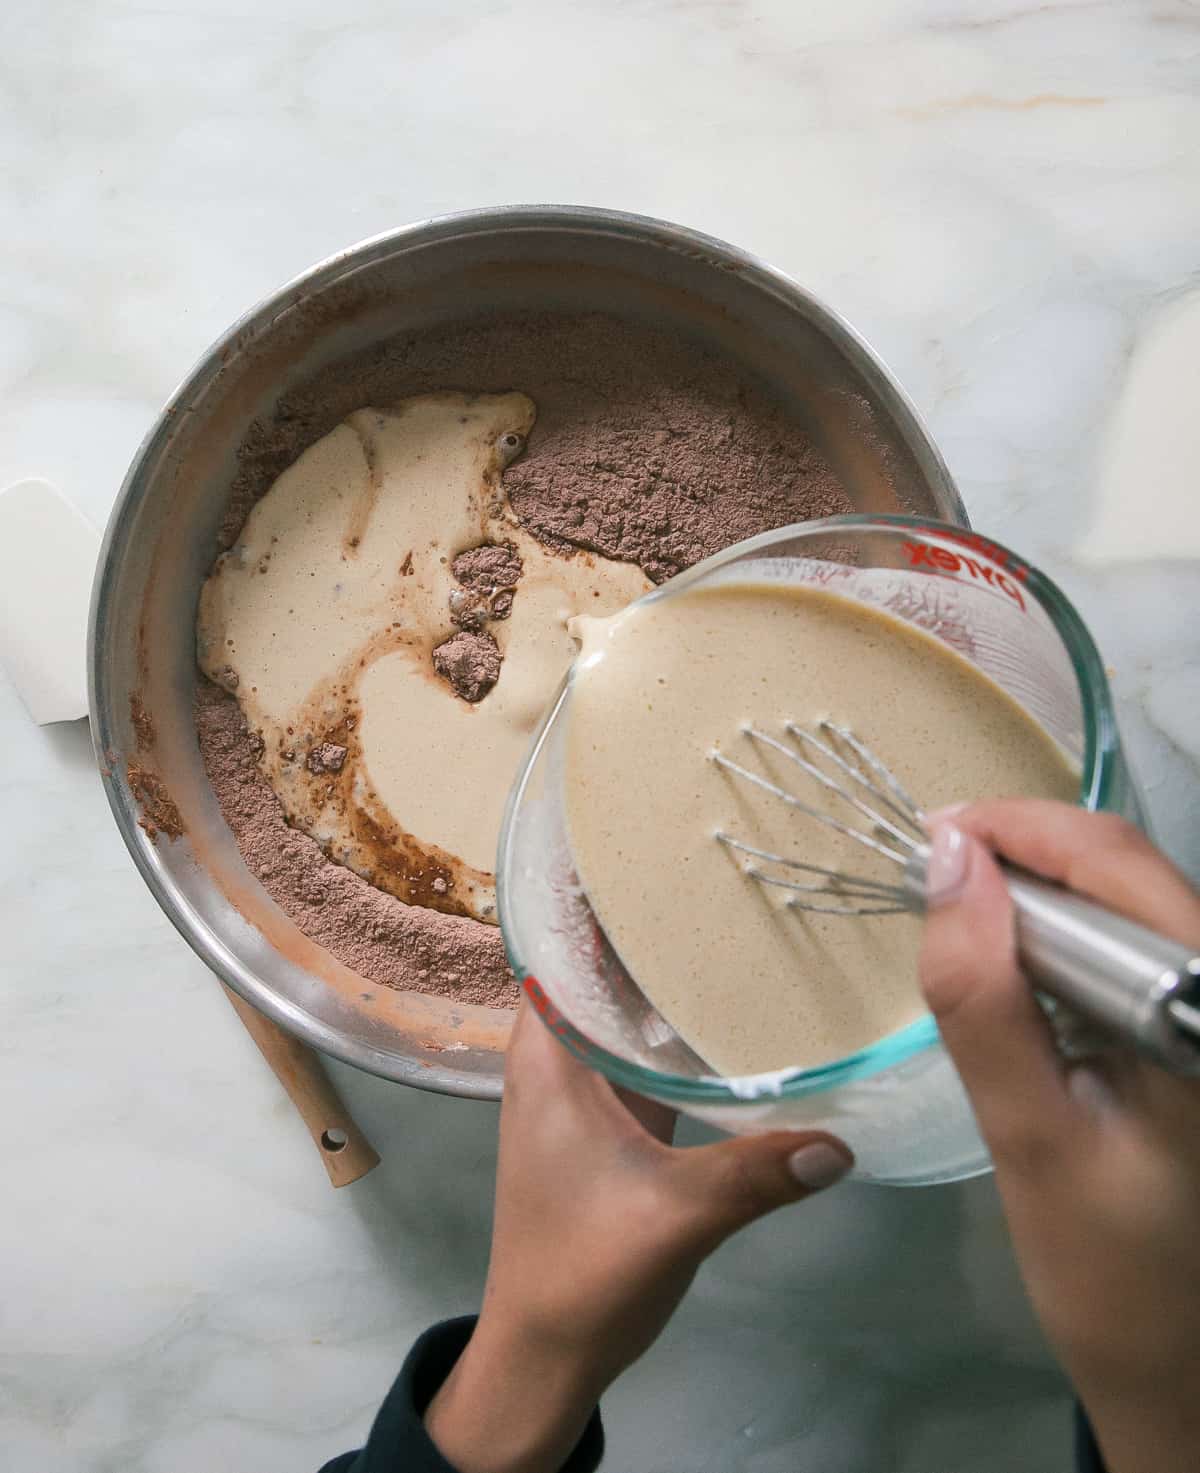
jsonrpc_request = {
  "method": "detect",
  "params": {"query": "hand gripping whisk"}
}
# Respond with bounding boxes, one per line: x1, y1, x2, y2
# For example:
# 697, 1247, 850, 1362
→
712, 720, 1200, 1075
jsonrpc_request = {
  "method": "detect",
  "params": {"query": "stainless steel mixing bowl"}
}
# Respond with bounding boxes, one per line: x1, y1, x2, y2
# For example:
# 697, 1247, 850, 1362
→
89, 205, 967, 1099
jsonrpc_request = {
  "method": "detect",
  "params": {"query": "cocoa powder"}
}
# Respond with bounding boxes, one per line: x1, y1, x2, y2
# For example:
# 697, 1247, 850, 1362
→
432, 629, 502, 703
127, 760, 185, 843
306, 741, 348, 775
129, 694, 155, 752
449, 543, 523, 629
197, 311, 852, 1005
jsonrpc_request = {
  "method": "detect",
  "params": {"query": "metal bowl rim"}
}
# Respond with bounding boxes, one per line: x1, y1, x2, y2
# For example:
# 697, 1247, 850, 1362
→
88, 203, 966, 1094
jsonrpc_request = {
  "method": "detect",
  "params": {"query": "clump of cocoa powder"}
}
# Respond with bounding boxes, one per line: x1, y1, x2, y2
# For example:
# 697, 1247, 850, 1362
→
198, 311, 853, 1005
432, 630, 502, 703
127, 761, 184, 843
306, 741, 347, 775
449, 542, 523, 629
453, 543, 523, 592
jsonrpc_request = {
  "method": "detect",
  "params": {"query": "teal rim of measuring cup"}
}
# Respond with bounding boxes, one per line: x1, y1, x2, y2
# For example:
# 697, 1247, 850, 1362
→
499, 514, 1126, 1108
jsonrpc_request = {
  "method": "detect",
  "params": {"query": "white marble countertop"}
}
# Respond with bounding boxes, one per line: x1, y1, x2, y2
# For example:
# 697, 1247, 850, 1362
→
3, 3, 1198, 1468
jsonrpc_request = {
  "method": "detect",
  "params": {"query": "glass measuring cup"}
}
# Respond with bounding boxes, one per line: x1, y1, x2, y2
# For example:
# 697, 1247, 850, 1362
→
496, 517, 1141, 1185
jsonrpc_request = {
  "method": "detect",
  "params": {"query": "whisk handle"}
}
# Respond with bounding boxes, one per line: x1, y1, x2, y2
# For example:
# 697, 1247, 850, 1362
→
907, 849, 1200, 1073
1002, 869, 1200, 1073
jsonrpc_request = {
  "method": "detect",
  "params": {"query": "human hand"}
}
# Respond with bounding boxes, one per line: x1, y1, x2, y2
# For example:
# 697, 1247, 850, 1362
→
424, 998, 853, 1473
919, 800, 1200, 1473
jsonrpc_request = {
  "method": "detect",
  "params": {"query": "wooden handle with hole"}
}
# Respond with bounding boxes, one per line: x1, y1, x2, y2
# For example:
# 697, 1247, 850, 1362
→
222, 985, 381, 1187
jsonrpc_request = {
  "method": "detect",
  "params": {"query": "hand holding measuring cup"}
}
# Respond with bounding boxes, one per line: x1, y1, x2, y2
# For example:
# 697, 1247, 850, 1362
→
498, 518, 1160, 1184
921, 799, 1200, 1473
426, 800, 1198, 1473
423, 1001, 852, 1473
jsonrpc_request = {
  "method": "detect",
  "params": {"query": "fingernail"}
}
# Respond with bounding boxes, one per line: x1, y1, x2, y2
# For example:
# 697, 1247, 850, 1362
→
787, 1142, 852, 1190
925, 823, 971, 907
927, 802, 968, 822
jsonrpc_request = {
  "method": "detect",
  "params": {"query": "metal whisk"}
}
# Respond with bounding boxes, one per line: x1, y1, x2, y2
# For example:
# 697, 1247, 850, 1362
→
712, 720, 1200, 1075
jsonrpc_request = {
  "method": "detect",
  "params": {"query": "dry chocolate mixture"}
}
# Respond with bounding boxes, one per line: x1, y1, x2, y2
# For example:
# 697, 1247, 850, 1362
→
432, 630, 503, 704
197, 312, 852, 1007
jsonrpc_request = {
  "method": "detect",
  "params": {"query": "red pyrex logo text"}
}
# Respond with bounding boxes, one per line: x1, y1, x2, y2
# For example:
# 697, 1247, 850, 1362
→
902, 534, 1027, 611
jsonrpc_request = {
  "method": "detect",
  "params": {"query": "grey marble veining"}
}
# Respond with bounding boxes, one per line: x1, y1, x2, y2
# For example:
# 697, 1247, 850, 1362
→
3, 1, 1198, 1467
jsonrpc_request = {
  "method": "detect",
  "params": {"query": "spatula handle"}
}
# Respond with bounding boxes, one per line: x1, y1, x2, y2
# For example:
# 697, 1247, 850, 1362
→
223, 985, 381, 1186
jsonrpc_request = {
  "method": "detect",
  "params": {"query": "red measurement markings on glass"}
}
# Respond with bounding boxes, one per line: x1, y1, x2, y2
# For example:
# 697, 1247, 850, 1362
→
524, 975, 575, 1042
902, 534, 1027, 611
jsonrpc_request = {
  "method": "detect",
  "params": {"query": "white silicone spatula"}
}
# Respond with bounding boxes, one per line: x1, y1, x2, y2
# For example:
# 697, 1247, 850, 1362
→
0, 478, 99, 723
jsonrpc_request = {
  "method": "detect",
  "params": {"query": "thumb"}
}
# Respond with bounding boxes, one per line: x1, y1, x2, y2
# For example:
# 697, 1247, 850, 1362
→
919, 819, 1078, 1168
667, 1130, 853, 1250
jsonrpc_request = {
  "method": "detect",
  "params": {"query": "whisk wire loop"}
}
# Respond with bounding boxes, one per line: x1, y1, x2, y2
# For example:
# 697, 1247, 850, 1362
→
711, 750, 912, 868
746, 724, 918, 854
715, 832, 908, 902
793, 721, 926, 838
712, 720, 930, 917
825, 722, 926, 828
710, 721, 1200, 1073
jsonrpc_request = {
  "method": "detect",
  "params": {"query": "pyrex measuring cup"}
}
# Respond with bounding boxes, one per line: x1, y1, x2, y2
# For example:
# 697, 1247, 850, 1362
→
496, 517, 1141, 1185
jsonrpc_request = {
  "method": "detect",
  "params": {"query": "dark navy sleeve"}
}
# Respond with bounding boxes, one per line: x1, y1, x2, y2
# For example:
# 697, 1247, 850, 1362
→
1074, 1403, 1106, 1473
321, 1318, 1098, 1472
319, 1317, 604, 1473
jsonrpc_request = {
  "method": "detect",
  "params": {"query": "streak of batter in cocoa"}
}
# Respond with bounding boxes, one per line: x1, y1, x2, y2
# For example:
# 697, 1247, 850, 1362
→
262, 651, 489, 923
343, 418, 383, 555
195, 681, 515, 1006
198, 312, 852, 1004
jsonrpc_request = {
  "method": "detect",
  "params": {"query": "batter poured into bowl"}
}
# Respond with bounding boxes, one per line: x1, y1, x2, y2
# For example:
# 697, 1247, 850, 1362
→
193, 311, 855, 1006
197, 391, 648, 924
565, 582, 1079, 1074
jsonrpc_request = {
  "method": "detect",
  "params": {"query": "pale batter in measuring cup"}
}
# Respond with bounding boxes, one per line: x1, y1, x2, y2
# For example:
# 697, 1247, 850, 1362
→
565, 582, 1078, 1075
